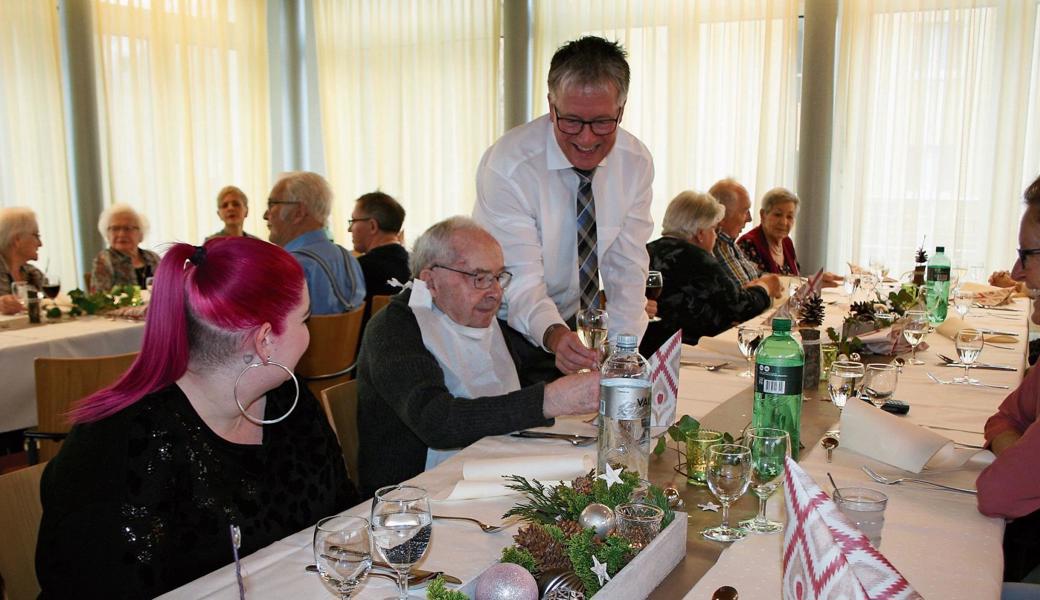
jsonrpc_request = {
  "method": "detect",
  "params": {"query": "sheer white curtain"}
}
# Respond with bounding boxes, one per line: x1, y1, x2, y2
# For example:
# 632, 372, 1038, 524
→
0, 1, 77, 286
531, 0, 801, 231
92, 0, 271, 250
829, 0, 1040, 277
311, 0, 501, 246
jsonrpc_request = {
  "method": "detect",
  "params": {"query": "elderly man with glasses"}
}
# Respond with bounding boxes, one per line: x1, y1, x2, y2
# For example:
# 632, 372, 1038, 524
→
356, 217, 600, 496
474, 36, 655, 375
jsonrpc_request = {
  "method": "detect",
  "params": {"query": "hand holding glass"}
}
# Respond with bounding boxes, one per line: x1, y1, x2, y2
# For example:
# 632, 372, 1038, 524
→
954, 328, 984, 384
702, 444, 752, 542
827, 361, 865, 411
863, 363, 898, 409
902, 310, 930, 365
737, 326, 763, 379
371, 485, 432, 600
314, 515, 372, 599
576, 307, 609, 366
739, 428, 790, 534
645, 271, 663, 323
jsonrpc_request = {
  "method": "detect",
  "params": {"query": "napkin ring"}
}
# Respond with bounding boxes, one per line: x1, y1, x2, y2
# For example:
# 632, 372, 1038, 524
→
233, 360, 299, 425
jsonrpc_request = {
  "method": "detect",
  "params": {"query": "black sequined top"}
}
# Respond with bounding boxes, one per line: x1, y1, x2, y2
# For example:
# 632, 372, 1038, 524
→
36, 380, 357, 599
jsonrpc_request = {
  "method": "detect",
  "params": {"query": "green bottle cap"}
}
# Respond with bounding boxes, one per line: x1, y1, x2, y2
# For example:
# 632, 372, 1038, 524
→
772, 317, 792, 332
936, 246, 945, 253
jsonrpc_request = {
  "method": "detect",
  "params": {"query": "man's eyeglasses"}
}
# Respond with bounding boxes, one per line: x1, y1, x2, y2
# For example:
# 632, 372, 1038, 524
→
267, 199, 300, 211
431, 264, 513, 289
1018, 248, 1040, 266
552, 104, 623, 136
348, 217, 375, 228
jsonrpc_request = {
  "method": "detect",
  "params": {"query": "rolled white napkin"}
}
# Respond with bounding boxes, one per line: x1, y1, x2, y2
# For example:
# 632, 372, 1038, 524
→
693, 335, 746, 360
936, 315, 1017, 344
436, 454, 593, 501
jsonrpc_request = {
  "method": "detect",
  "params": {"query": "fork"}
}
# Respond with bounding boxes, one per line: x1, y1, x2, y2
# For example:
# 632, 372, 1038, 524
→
926, 372, 1009, 389
433, 514, 509, 533
510, 431, 597, 446
680, 360, 729, 371
861, 466, 976, 494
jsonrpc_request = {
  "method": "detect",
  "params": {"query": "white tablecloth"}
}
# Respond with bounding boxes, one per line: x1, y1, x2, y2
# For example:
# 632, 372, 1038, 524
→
0, 317, 145, 432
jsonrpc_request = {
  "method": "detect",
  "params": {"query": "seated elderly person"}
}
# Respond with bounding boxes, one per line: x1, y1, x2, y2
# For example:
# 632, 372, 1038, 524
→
205, 185, 257, 241
356, 217, 600, 496
709, 178, 783, 295
0, 207, 45, 314
640, 191, 774, 355
350, 191, 411, 298
90, 203, 161, 293
36, 237, 357, 598
978, 173, 1040, 585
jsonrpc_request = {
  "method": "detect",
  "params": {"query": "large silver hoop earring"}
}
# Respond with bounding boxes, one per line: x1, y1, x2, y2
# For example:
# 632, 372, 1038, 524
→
233, 360, 300, 425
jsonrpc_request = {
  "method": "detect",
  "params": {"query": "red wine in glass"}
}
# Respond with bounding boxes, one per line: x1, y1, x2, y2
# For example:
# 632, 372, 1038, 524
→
43, 278, 61, 300
646, 271, 663, 322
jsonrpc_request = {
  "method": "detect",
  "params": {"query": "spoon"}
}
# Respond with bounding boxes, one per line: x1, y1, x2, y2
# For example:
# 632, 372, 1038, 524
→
892, 357, 906, 374
712, 585, 739, 600
820, 435, 839, 462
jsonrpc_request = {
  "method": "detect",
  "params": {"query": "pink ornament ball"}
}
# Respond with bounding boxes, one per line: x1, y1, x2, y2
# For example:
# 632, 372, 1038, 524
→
475, 563, 539, 600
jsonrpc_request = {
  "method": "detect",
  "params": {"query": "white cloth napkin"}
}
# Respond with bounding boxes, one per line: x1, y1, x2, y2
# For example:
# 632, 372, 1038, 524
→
436, 454, 594, 501
839, 398, 991, 473
936, 314, 1017, 344
692, 335, 746, 359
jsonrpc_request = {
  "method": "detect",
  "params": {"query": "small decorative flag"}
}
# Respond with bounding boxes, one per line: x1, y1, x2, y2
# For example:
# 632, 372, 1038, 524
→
648, 330, 681, 427
782, 457, 922, 600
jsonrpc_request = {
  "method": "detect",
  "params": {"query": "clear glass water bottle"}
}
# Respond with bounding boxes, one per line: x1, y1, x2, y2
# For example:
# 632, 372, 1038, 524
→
752, 317, 804, 458
598, 333, 651, 480
926, 246, 951, 325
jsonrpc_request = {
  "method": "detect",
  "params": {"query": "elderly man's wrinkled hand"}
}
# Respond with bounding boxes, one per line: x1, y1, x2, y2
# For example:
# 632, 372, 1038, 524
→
752, 274, 783, 298
0, 294, 23, 315
552, 330, 600, 374
645, 299, 658, 319
543, 371, 601, 418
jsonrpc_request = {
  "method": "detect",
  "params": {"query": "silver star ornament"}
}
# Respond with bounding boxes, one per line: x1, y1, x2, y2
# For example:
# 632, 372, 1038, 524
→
597, 463, 624, 489
590, 555, 612, 586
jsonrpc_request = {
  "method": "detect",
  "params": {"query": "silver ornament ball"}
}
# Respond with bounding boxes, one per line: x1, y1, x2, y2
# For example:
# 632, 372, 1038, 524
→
579, 503, 616, 539
475, 562, 539, 600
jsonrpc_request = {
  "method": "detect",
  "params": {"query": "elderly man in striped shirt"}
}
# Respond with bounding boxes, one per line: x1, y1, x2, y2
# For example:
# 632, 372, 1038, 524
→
709, 178, 782, 298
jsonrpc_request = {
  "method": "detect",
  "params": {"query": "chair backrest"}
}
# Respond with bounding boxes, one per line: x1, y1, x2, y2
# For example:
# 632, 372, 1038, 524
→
320, 380, 360, 488
34, 352, 138, 462
369, 294, 393, 317
0, 463, 46, 600
83, 272, 92, 292
296, 304, 365, 398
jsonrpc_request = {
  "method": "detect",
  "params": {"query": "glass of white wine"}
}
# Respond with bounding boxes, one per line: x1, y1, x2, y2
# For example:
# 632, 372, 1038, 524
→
737, 325, 763, 379
576, 307, 609, 366
954, 328, 984, 384
827, 360, 865, 412
902, 310, 930, 365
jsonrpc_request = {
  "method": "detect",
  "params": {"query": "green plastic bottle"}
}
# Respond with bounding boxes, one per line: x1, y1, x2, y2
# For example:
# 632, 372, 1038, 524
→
752, 317, 804, 458
926, 246, 951, 325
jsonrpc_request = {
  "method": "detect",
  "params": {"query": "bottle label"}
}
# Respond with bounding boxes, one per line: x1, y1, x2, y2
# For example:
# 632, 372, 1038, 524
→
755, 364, 803, 396
599, 379, 651, 420
926, 266, 950, 282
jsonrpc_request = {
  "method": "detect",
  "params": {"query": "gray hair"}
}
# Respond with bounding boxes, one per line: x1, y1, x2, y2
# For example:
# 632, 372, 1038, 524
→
760, 187, 800, 215
410, 216, 488, 277
661, 191, 725, 239
276, 171, 333, 224
0, 206, 39, 251
97, 203, 150, 239
708, 178, 749, 212
216, 185, 248, 208
547, 36, 630, 107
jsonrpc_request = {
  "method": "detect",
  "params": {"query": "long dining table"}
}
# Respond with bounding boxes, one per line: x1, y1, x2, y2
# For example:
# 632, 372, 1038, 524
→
164, 288, 1027, 599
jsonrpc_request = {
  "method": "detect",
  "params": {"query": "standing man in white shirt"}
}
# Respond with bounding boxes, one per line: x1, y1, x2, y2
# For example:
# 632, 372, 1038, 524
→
473, 36, 655, 374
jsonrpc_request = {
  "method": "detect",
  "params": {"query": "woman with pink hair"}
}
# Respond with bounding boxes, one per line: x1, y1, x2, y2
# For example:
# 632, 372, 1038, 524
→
36, 237, 358, 598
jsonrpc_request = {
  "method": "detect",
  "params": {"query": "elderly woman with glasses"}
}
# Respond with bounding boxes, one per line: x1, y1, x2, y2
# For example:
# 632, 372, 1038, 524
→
89, 203, 161, 293
640, 191, 773, 354
0, 207, 45, 314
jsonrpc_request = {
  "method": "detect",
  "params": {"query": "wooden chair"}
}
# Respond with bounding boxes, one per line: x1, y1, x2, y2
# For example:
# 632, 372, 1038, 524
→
25, 352, 138, 464
369, 294, 393, 317
296, 304, 365, 401
0, 463, 46, 600
83, 271, 92, 292
320, 380, 360, 488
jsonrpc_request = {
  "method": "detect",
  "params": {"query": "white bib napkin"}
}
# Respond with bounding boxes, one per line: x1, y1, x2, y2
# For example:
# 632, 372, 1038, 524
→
409, 280, 521, 468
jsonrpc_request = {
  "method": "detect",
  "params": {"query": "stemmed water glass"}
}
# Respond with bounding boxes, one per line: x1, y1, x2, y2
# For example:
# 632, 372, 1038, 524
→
314, 515, 372, 599
737, 325, 763, 379
702, 443, 752, 542
863, 363, 899, 409
646, 271, 663, 322
739, 428, 790, 534
954, 328, 984, 384
576, 307, 609, 366
953, 289, 974, 320
371, 485, 432, 600
844, 273, 861, 303
902, 310, 930, 365
827, 360, 865, 412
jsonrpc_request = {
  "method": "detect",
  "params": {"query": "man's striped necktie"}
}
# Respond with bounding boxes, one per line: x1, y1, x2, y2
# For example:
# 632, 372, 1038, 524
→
574, 167, 599, 311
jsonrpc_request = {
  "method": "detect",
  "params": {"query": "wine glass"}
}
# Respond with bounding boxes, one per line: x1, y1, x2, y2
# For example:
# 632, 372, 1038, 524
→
863, 363, 899, 409
844, 273, 861, 303
314, 515, 372, 599
954, 328, 984, 384
42, 276, 61, 301
370, 485, 432, 600
902, 310, 930, 365
702, 443, 752, 542
576, 307, 609, 366
645, 271, 663, 323
859, 272, 879, 299
953, 289, 974, 320
827, 360, 865, 411
737, 325, 763, 379
738, 428, 790, 534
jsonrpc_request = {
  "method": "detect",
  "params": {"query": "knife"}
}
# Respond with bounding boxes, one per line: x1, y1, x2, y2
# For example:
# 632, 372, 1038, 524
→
373, 561, 462, 585
511, 431, 596, 442
942, 363, 1017, 372
979, 328, 1018, 337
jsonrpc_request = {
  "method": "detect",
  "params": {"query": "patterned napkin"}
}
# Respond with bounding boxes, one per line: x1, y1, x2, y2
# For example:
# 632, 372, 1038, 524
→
771, 268, 825, 323
648, 330, 681, 427
782, 457, 922, 600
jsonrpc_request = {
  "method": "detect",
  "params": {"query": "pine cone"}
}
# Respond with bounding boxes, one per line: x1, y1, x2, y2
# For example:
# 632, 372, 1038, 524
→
572, 473, 594, 496
850, 301, 876, 321
558, 519, 583, 538
916, 247, 929, 264
514, 524, 573, 574
799, 293, 825, 327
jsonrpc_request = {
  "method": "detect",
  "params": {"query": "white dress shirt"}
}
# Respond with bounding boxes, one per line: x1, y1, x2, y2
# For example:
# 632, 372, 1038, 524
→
473, 114, 654, 348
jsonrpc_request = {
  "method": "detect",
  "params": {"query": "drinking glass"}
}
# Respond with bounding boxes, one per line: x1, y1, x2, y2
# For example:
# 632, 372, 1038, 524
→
576, 307, 609, 366
737, 326, 763, 379
615, 503, 665, 549
834, 487, 888, 548
859, 273, 879, 299
42, 276, 61, 301
827, 360, 865, 411
12, 282, 34, 307
684, 429, 723, 486
844, 273, 861, 303
371, 485, 432, 600
863, 364, 898, 409
902, 310, 930, 365
953, 289, 974, 319
739, 428, 790, 534
702, 444, 752, 542
314, 515, 372, 599
645, 271, 663, 323
954, 328, 984, 384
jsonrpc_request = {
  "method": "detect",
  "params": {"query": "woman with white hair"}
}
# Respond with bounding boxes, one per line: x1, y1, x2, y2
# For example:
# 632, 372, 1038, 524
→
640, 191, 773, 354
738, 187, 801, 275
90, 203, 160, 293
0, 206, 44, 314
